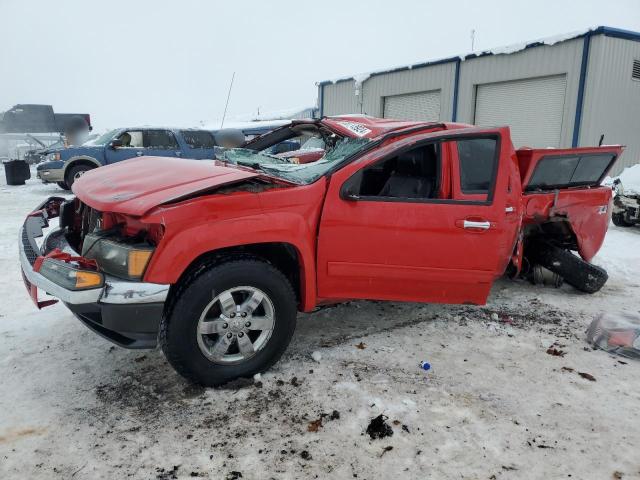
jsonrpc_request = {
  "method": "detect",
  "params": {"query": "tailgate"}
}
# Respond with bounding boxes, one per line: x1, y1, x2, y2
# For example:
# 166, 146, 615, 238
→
517, 145, 624, 192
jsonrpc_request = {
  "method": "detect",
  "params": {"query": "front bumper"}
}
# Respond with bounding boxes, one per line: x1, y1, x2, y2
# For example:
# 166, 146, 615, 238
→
36, 168, 64, 183
20, 197, 170, 348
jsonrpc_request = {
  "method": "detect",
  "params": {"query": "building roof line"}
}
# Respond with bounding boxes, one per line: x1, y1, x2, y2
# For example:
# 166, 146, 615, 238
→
317, 25, 640, 87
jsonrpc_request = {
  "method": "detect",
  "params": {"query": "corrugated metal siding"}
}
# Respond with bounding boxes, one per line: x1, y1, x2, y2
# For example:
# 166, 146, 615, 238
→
474, 75, 567, 147
361, 62, 456, 119
383, 90, 441, 121
457, 38, 584, 148
321, 80, 360, 116
580, 35, 640, 175
320, 62, 456, 120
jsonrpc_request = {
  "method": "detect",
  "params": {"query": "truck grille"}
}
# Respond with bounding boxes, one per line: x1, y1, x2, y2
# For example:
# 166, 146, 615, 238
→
78, 201, 102, 246
21, 223, 39, 265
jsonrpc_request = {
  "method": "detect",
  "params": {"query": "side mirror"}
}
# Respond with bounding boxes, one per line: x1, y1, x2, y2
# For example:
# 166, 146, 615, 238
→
341, 173, 362, 201
109, 139, 123, 149
341, 183, 360, 201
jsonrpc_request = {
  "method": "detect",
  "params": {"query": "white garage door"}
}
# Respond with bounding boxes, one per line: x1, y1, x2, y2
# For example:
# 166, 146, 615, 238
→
383, 90, 441, 121
474, 75, 567, 148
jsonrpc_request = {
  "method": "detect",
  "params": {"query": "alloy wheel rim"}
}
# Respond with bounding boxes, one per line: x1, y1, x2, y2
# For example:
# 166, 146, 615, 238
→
196, 286, 275, 364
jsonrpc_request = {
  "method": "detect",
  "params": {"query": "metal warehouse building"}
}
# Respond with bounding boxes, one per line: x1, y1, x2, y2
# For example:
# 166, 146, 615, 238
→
317, 26, 640, 175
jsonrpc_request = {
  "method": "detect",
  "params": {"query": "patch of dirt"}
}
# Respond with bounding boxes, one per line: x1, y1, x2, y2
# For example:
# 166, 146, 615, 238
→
0, 427, 46, 444
366, 415, 393, 440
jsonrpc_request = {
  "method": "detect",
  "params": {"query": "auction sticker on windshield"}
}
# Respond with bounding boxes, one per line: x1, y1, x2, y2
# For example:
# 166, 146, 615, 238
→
336, 121, 372, 137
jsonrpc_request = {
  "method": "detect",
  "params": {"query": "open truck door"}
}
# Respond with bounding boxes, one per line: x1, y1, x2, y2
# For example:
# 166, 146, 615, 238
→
316, 127, 521, 306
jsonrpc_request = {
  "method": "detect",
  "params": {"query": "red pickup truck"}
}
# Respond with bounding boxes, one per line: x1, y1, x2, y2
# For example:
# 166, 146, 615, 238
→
19, 116, 623, 386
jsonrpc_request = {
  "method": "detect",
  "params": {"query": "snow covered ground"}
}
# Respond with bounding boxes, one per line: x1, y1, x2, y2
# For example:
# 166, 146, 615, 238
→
1, 168, 639, 480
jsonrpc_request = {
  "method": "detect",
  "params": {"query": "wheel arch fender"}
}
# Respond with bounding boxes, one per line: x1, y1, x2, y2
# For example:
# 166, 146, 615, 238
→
144, 215, 319, 312
63, 156, 101, 178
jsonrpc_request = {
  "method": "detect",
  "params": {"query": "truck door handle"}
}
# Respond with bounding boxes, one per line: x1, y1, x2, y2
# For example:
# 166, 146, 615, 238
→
463, 220, 490, 230
505, 206, 515, 213
136, 151, 143, 157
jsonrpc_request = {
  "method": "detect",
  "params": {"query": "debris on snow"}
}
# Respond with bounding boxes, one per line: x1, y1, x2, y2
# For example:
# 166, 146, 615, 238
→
560, 366, 596, 382
308, 418, 323, 433
379, 446, 393, 457
366, 415, 394, 440
355, 342, 367, 350
586, 312, 640, 359
419, 361, 431, 371
546, 344, 567, 357
299, 450, 312, 461
578, 372, 597, 382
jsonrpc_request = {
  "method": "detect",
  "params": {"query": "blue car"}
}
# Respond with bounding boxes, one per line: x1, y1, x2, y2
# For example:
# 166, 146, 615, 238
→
36, 127, 217, 189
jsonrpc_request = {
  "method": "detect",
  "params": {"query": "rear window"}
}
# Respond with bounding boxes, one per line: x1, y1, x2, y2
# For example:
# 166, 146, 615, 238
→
181, 130, 216, 149
526, 153, 615, 191
144, 130, 179, 149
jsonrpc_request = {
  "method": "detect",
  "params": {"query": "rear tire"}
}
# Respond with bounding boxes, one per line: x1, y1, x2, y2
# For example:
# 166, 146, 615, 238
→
529, 243, 608, 294
160, 259, 297, 387
612, 212, 633, 227
65, 164, 92, 188
56, 181, 70, 190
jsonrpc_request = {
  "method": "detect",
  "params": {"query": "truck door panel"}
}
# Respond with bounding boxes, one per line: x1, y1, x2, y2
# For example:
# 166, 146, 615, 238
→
316, 128, 520, 305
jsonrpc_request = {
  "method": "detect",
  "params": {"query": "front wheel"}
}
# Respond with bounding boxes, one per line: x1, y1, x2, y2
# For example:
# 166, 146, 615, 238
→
65, 164, 93, 188
159, 259, 297, 386
612, 212, 633, 227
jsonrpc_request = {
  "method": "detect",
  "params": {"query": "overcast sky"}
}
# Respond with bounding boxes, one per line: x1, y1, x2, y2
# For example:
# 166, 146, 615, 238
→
2, 0, 639, 130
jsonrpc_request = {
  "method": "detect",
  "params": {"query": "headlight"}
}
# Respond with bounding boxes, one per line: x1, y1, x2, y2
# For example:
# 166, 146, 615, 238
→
46, 152, 61, 161
39, 259, 104, 290
81, 233, 154, 280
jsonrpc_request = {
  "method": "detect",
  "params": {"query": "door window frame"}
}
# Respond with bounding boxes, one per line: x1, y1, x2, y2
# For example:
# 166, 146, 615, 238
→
142, 129, 180, 150
339, 132, 502, 206
116, 129, 144, 148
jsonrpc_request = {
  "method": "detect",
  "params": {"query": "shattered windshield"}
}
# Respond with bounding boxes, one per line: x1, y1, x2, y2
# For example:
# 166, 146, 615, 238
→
221, 148, 291, 167
221, 138, 370, 184
300, 136, 325, 150
258, 137, 371, 184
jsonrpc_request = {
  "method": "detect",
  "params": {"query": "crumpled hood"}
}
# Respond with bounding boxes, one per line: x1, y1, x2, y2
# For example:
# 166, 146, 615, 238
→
72, 156, 261, 216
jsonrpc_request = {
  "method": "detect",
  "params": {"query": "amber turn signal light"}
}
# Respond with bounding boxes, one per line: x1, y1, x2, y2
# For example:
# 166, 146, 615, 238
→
75, 271, 104, 290
128, 250, 153, 278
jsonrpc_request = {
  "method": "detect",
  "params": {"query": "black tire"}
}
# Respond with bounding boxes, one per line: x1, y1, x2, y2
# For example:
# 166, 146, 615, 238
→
612, 212, 633, 227
530, 243, 608, 294
160, 259, 297, 386
65, 164, 92, 188
56, 181, 70, 190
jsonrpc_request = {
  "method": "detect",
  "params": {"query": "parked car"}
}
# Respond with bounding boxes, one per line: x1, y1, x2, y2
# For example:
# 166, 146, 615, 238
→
19, 116, 623, 386
611, 166, 640, 227
36, 127, 218, 189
